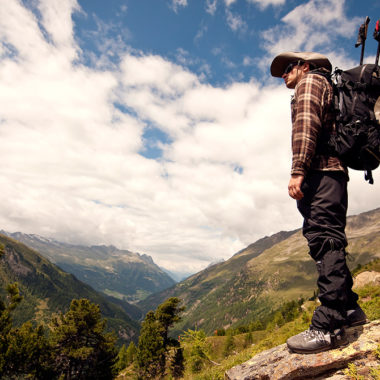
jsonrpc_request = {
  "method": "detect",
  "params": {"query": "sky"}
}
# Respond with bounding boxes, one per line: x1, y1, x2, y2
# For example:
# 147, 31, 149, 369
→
0, 0, 379, 278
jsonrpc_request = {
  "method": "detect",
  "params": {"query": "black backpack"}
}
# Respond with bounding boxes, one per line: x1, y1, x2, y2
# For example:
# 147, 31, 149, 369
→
317, 16, 380, 184
325, 64, 380, 184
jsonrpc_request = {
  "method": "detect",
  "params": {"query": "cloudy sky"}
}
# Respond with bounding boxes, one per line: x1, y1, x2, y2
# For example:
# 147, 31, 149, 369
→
0, 0, 379, 277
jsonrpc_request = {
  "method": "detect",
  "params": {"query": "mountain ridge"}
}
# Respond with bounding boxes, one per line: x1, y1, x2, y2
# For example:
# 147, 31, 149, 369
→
0, 233, 140, 345
0, 231, 175, 303
138, 207, 380, 335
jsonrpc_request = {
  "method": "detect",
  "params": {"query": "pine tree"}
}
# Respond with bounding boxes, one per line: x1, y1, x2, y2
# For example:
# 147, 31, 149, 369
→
50, 298, 117, 380
223, 333, 235, 357
169, 347, 185, 379
0, 283, 53, 378
273, 311, 285, 327
244, 331, 253, 348
136, 297, 185, 379
114, 341, 136, 373
126, 341, 137, 364
114, 344, 128, 373
155, 297, 185, 347
0, 283, 23, 374
136, 311, 166, 379
6, 322, 54, 378
182, 329, 210, 373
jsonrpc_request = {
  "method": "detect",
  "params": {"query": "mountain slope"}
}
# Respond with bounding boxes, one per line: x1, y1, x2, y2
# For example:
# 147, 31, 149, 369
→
1, 232, 175, 303
0, 233, 140, 344
139, 208, 380, 335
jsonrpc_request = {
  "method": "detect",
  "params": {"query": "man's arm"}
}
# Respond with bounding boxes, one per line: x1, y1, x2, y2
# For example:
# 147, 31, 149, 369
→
291, 75, 325, 176
288, 174, 304, 200
289, 74, 326, 199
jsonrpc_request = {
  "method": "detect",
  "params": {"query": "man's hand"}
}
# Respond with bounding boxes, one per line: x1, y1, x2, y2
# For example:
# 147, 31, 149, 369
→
288, 175, 304, 200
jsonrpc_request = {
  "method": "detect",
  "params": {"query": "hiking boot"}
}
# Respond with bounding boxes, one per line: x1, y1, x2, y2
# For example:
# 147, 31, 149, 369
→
286, 326, 348, 354
345, 307, 369, 327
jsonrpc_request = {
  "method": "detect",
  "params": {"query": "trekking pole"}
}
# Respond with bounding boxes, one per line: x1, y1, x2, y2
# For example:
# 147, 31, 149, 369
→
355, 16, 370, 65
374, 19, 380, 67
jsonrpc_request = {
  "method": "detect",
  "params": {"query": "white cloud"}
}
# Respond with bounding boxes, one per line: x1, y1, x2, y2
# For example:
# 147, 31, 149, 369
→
247, 0, 286, 8
224, 0, 238, 6
261, 0, 360, 57
37, 0, 80, 58
194, 23, 208, 44
258, 0, 363, 78
225, 0, 285, 9
0, 0, 378, 276
170, 0, 188, 13
226, 9, 247, 33
243, 56, 255, 66
206, 0, 218, 15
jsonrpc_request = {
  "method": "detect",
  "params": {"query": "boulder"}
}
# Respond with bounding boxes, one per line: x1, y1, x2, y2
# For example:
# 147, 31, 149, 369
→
353, 271, 380, 289
225, 320, 380, 380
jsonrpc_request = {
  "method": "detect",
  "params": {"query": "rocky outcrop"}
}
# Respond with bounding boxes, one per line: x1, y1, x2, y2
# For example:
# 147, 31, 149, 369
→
5, 247, 32, 276
225, 320, 380, 380
353, 271, 380, 289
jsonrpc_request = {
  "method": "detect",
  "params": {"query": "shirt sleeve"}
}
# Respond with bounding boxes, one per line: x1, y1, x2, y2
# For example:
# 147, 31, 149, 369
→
291, 74, 326, 176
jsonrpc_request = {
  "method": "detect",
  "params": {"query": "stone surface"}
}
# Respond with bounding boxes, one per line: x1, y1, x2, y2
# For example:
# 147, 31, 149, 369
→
225, 320, 380, 380
353, 271, 380, 289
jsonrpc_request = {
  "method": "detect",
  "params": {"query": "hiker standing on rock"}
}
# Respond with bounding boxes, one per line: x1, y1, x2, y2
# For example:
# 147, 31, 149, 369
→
270, 52, 368, 354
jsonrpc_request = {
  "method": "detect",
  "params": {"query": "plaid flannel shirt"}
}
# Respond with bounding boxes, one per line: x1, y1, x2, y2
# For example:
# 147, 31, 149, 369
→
291, 71, 347, 176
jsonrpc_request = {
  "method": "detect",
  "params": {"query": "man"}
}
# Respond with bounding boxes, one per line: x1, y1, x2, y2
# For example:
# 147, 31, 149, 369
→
270, 52, 368, 354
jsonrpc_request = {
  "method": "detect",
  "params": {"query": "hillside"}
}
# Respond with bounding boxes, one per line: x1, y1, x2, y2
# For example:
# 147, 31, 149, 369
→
139, 207, 380, 335
0, 233, 140, 344
1, 231, 175, 303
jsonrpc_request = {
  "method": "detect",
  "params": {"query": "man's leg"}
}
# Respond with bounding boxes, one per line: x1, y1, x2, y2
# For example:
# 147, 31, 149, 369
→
299, 171, 348, 261
297, 170, 359, 330
311, 247, 357, 330
286, 171, 364, 354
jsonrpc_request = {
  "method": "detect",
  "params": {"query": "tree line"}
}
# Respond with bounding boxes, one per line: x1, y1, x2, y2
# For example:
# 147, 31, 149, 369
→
0, 283, 117, 379
0, 283, 185, 379
0, 243, 189, 379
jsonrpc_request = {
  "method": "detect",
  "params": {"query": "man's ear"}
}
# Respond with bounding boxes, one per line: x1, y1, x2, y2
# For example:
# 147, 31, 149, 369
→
302, 63, 310, 73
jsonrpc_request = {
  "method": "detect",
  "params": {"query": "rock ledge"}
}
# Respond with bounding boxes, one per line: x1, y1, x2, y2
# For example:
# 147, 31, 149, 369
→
225, 320, 380, 380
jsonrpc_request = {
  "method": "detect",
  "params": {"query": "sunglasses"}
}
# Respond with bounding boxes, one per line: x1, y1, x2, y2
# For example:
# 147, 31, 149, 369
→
283, 61, 304, 75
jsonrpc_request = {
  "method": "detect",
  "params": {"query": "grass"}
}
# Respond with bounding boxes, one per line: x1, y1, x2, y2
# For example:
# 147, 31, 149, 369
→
180, 301, 316, 380
352, 258, 380, 276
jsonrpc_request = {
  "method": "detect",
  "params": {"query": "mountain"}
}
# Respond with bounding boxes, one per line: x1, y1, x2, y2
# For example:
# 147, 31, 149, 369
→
0, 233, 140, 344
138, 207, 380, 335
1, 231, 175, 303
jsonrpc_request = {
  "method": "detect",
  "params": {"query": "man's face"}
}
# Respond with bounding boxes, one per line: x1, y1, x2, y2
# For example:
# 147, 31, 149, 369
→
282, 62, 308, 89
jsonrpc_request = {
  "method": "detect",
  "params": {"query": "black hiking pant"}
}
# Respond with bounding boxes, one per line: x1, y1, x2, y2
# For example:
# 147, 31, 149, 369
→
297, 170, 359, 332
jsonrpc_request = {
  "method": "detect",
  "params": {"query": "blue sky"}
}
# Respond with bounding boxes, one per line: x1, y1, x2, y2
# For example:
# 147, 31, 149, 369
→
0, 0, 379, 277
71, 0, 380, 83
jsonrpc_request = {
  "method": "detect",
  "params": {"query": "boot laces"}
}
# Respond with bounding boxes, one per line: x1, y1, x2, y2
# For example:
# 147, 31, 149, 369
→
303, 327, 327, 342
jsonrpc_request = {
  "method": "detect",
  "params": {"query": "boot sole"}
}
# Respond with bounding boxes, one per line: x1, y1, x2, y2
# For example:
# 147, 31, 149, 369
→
345, 318, 370, 328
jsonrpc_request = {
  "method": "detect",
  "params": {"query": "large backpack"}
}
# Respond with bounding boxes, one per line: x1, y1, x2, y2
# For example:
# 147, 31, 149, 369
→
322, 64, 380, 184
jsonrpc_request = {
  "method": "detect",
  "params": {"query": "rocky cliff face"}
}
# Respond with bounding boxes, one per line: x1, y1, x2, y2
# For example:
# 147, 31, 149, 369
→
225, 320, 380, 380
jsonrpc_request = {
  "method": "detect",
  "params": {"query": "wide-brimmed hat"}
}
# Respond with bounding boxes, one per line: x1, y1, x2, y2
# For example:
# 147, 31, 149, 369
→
270, 52, 332, 77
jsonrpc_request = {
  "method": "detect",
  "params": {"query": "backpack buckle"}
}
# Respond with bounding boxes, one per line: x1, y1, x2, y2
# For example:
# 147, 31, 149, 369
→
365, 170, 374, 184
